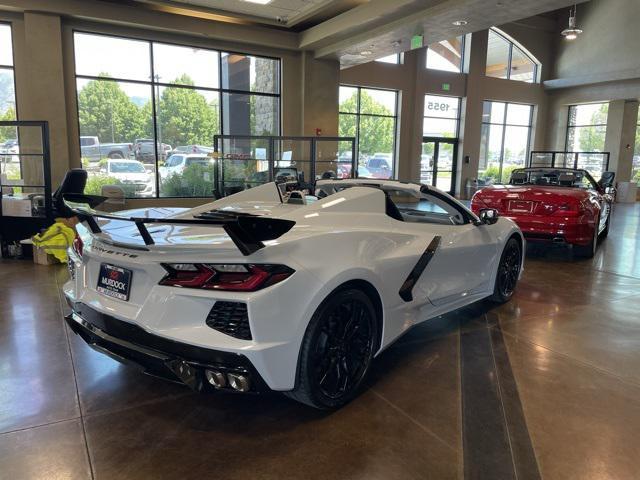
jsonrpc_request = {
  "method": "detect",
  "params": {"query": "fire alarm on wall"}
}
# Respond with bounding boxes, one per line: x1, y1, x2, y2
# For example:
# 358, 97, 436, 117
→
315, 128, 322, 136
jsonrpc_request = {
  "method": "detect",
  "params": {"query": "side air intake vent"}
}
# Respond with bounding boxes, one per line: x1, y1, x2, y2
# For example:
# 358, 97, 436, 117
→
206, 302, 251, 340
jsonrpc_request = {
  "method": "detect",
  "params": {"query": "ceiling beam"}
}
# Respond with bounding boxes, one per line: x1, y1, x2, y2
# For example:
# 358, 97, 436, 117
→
301, 0, 589, 67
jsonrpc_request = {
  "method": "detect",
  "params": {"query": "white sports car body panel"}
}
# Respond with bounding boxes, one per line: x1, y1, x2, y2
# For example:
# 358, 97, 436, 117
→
64, 180, 524, 394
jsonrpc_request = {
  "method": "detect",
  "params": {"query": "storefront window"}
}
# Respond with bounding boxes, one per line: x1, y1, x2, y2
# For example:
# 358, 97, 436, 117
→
479, 101, 533, 184
339, 86, 398, 179
565, 103, 608, 152
74, 32, 280, 198
486, 28, 538, 83
426, 36, 464, 73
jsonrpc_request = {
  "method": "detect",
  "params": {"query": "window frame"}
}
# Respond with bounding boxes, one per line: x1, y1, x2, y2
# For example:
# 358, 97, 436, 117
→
72, 29, 282, 199
423, 94, 462, 138
0, 21, 17, 112
634, 111, 640, 184
338, 85, 400, 179
486, 28, 539, 84
426, 35, 466, 73
375, 53, 402, 65
564, 103, 609, 153
480, 100, 535, 182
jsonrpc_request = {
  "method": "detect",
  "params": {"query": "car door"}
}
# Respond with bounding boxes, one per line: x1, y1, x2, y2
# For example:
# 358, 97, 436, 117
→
403, 193, 500, 308
423, 223, 500, 306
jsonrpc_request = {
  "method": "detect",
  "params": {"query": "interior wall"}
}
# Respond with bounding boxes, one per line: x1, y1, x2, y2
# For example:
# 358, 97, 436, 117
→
340, 18, 555, 198
544, 0, 640, 182
553, 0, 640, 82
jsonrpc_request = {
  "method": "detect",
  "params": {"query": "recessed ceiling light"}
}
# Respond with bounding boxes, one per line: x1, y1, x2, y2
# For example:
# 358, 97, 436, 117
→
452, 20, 468, 26
360, 50, 373, 56
244, 0, 272, 4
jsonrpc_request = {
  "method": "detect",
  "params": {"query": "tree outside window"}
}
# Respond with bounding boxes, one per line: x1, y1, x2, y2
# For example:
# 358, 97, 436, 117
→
74, 32, 280, 198
479, 101, 533, 184
339, 86, 398, 179
0, 23, 18, 181
566, 103, 609, 152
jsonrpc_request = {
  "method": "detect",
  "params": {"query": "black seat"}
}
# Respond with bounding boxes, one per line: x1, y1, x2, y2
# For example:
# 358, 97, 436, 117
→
510, 172, 527, 185
52, 169, 87, 218
598, 171, 615, 189
535, 177, 549, 185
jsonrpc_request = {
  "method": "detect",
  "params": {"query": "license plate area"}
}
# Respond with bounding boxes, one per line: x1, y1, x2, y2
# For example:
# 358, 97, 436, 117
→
97, 264, 132, 301
508, 200, 534, 214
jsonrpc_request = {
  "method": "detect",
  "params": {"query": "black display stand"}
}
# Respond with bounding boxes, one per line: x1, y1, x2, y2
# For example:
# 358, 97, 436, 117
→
0, 120, 53, 257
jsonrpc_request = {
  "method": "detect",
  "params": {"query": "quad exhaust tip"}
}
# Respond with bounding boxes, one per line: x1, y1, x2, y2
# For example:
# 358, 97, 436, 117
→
205, 370, 250, 392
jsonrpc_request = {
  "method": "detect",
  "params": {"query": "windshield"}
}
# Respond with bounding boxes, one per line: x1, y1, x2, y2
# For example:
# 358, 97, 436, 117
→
110, 162, 145, 173
509, 169, 597, 189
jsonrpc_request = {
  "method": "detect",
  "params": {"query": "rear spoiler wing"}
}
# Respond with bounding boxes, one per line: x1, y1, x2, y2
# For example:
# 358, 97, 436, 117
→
63, 194, 295, 256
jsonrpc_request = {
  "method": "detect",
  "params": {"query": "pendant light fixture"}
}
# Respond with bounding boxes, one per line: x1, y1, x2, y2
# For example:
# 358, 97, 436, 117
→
561, 4, 583, 40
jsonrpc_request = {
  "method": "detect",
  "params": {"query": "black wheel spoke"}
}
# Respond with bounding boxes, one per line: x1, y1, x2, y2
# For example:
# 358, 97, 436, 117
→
498, 242, 521, 297
312, 296, 375, 400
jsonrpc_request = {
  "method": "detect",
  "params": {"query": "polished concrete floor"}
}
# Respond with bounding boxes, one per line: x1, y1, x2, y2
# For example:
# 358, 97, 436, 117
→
1, 203, 639, 480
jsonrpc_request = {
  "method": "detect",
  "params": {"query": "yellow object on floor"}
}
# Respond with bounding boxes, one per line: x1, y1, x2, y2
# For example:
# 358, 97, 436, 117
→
31, 220, 76, 263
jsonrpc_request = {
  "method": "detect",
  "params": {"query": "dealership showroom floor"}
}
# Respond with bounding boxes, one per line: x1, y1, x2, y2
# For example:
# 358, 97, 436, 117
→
3, 0, 640, 479
0, 204, 638, 480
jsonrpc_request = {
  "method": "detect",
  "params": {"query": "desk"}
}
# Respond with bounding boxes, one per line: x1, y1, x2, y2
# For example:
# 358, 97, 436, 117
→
1, 194, 33, 217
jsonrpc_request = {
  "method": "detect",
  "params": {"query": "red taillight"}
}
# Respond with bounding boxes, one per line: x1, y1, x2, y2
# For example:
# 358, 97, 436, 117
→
552, 202, 582, 217
72, 236, 83, 258
159, 264, 294, 292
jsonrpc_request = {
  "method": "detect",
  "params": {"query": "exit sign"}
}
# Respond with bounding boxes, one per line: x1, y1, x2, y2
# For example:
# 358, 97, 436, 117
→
411, 34, 423, 50
442, 83, 451, 91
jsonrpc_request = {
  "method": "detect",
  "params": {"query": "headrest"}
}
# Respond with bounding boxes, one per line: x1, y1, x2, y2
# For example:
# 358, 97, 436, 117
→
510, 172, 527, 184
558, 173, 575, 186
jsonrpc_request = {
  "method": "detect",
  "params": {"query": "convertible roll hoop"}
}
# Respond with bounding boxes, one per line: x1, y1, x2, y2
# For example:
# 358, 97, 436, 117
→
63, 194, 295, 256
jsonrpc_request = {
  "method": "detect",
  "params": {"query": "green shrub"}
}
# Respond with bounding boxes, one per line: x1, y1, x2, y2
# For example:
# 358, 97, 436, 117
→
480, 164, 520, 184
84, 175, 122, 195
161, 164, 217, 197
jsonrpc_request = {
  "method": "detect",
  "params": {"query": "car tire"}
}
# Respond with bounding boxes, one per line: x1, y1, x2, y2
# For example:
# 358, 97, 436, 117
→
108, 152, 124, 159
490, 237, 522, 304
284, 288, 378, 409
574, 215, 599, 258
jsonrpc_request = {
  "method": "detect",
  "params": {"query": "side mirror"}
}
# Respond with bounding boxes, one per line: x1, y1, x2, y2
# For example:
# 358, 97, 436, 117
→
478, 208, 499, 225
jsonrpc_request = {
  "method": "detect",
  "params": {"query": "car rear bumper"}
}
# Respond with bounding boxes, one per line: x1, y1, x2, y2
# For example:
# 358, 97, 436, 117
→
504, 214, 594, 246
65, 301, 269, 393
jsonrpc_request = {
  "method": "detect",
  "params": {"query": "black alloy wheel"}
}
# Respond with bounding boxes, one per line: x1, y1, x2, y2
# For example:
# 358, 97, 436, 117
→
285, 289, 378, 409
491, 237, 522, 303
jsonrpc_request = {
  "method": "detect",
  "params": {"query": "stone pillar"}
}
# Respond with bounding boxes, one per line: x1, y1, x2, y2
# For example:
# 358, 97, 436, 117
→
604, 100, 638, 182
302, 52, 339, 137
221, 54, 251, 136
254, 57, 278, 135
16, 12, 70, 189
459, 30, 488, 198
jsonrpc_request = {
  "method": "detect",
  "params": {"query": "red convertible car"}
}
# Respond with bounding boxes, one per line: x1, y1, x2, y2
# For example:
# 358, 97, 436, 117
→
471, 167, 614, 258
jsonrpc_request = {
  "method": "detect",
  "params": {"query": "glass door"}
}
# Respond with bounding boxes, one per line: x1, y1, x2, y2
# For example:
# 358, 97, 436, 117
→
421, 137, 458, 195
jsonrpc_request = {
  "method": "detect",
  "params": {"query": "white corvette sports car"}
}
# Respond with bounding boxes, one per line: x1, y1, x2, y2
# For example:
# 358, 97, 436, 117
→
63, 179, 524, 409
